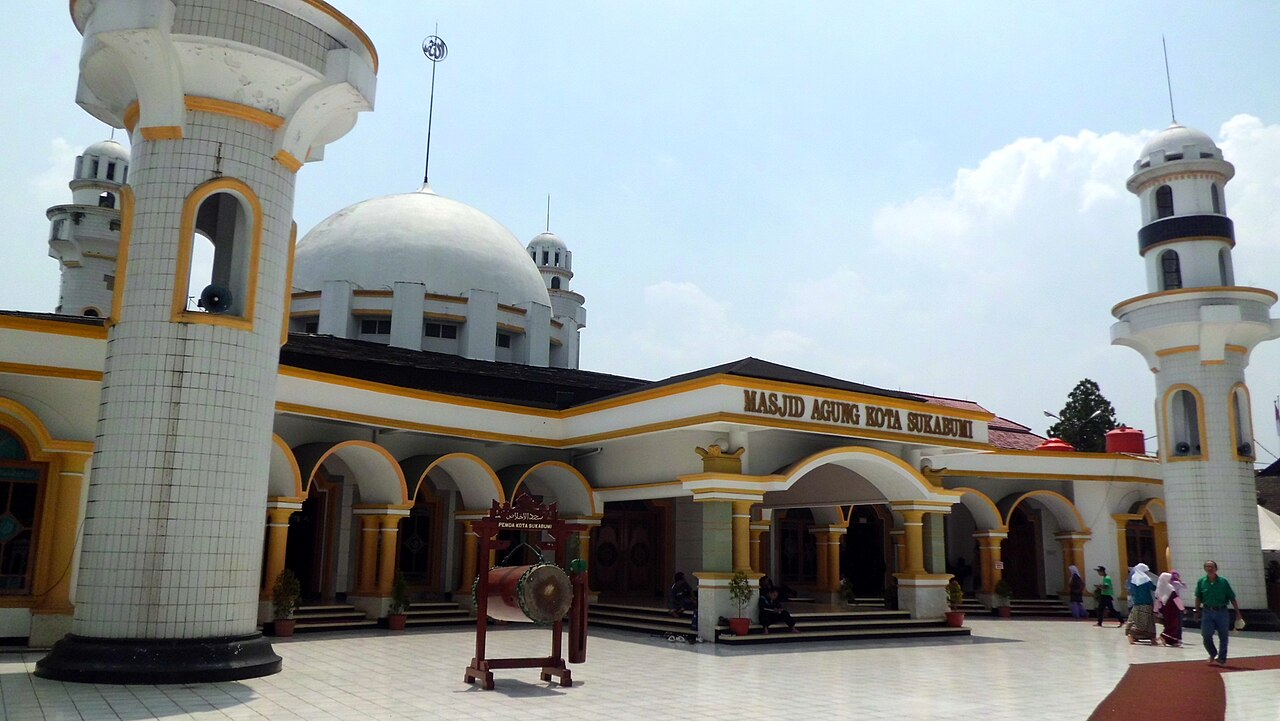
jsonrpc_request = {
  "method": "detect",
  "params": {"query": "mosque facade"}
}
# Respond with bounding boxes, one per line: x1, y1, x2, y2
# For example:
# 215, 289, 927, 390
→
0, 0, 1274, 683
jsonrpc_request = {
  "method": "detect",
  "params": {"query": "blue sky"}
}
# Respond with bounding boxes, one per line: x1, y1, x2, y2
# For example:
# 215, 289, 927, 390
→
5, 2, 1280, 458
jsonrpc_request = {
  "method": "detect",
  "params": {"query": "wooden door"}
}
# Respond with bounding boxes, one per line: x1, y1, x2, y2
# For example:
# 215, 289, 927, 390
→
591, 502, 662, 597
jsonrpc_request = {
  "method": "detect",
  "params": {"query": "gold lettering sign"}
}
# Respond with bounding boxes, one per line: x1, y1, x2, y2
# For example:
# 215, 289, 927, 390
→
741, 389, 974, 440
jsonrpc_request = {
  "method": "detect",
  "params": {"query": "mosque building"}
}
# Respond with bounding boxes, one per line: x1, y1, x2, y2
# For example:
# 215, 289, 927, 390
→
0, 0, 1274, 684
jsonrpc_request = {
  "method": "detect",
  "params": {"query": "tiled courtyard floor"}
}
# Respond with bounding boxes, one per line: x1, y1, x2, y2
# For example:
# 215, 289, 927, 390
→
2, 619, 1278, 721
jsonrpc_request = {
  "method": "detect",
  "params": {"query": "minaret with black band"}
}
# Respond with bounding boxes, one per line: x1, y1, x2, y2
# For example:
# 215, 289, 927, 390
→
36, 0, 377, 682
1111, 123, 1280, 630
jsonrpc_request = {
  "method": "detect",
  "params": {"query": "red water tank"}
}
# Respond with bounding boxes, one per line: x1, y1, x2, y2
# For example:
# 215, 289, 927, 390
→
1105, 426, 1146, 454
1036, 438, 1075, 452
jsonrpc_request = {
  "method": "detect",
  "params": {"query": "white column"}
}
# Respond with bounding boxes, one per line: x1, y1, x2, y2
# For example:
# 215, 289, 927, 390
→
519, 301, 551, 367
318, 280, 354, 338
389, 281, 425, 350
461, 289, 498, 361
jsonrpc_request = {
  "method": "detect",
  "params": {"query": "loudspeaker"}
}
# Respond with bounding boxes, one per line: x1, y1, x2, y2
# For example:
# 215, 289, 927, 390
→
1238, 442, 1253, 457
1174, 441, 1192, 456
198, 284, 233, 314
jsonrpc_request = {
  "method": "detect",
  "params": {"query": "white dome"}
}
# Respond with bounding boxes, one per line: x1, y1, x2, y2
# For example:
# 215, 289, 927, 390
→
82, 139, 129, 163
527, 232, 567, 250
294, 186, 551, 308
1139, 124, 1219, 161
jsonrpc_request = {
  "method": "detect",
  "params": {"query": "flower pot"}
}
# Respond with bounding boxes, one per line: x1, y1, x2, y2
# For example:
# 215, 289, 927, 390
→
728, 617, 751, 636
997, 606, 1012, 618
944, 610, 965, 628
271, 619, 296, 637
387, 613, 407, 631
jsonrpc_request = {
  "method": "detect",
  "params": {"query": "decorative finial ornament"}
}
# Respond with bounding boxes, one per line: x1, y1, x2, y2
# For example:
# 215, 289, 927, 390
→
422, 31, 448, 185
1162, 35, 1177, 124
546, 194, 551, 232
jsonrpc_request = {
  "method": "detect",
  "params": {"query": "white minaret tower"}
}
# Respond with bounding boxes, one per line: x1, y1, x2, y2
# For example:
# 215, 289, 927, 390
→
527, 231, 586, 368
1112, 123, 1280, 630
36, 0, 376, 682
47, 140, 130, 318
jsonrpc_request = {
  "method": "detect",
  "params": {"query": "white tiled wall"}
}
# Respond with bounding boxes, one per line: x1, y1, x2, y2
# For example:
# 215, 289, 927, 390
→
172, 0, 340, 74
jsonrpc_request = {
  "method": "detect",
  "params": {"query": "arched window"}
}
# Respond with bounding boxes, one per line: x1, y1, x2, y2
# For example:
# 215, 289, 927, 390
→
82, 308, 99, 318
550, 277, 561, 289
0, 425, 41, 594
1167, 388, 1202, 458
1155, 185, 1174, 218
98, 192, 115, 208
1211, 183, 1222, 214
1159, 250, 1182, 290
174, 179, 261, 325
1218, 248, 1233, 285
1231, 386, 1254, 458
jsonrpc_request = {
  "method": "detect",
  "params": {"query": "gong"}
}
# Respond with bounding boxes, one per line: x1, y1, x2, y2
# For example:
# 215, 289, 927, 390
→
478, 563, 574, 625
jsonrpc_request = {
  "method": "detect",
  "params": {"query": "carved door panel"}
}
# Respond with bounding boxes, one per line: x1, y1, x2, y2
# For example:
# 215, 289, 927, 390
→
1003, 505, 1042, 599
591, 506, 661, 597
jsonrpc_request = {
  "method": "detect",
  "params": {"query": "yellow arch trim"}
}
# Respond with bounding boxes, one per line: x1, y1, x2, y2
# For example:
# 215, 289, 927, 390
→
1004, 490, 1087, 533
414, 452, 504, 504
307, 440, 409, 505
0, 397, 93, 456
514, 460, 597, 513
952, 486, 1008, 532
1136, 497, 1166, 525
271, 434, 304, 498
171, 177, 264, 331
1161, 383, 1209, 462
779, 445, 961, 499
1228, 383, 1254, 461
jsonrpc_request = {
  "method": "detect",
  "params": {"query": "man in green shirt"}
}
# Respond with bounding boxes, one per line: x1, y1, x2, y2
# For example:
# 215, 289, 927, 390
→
1193, 560, 1242, 666
1093, 566, 1121, 627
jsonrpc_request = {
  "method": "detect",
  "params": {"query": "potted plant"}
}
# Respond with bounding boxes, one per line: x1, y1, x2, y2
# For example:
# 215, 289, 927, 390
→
386, 571, 410, 631
944, 578, 965, 628
726, 570, 753, 636
271, 568, 301, 637
994, 578, 1013, 618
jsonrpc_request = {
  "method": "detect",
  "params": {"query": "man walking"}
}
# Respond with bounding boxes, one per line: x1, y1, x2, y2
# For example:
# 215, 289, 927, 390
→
1194, 560, 1242, 666
1094, 565, 1121, 627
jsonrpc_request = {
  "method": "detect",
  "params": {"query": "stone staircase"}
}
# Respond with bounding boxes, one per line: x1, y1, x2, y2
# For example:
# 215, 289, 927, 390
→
403, 601, 472, 628
291, 603, 378, 633
589, 602, 970, 645
954, 595, 1074, 619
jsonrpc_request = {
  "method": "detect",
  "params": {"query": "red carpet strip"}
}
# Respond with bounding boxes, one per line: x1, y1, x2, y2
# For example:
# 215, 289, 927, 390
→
1089, 654, 1280, 721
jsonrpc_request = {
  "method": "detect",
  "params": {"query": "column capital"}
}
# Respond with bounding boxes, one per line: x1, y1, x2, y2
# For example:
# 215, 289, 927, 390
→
889, 500, 954, 515
1054, 531, 1092, 541
355, 504, 411, 516
750, 520, 772, 531
267, 497, 305, 510
56, 452, 92, 475
972, 529, 1009, 540
454, 509, 489, 522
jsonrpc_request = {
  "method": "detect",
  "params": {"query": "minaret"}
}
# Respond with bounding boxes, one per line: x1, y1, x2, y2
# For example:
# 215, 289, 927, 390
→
527, 231, 586, 368
1111, 123, 1280, 630
36, 0, 377, 682
47, 140, 129, 317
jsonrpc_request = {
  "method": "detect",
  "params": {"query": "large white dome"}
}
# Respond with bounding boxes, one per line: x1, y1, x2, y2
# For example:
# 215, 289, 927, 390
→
294, 186, 551, 308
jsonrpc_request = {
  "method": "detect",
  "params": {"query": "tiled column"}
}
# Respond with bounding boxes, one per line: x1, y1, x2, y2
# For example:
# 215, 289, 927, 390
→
731, 501, 753, 571
1055, 532, 1091, 590
899, 511, 927, 575
455, 519, 479, 598
890, 529, 906, 574
28, 452, 91, 648
823, 526, 847, 593
1112, 514, 1139, 599
891, 504, 954, 619
749, 521, 770, 573
974, 530, 1008, 594
261, 503, 300, 598
377, 515, 403, 596
1152, 522, 1169, 571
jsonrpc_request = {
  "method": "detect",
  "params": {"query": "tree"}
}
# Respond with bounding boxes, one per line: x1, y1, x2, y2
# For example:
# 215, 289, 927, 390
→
1046, 379, 1119, 452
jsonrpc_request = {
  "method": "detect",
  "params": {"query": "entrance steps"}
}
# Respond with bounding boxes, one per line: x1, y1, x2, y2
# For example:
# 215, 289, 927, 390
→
589, 602, 970, 645
404, 601, 472, 628
291, 604, 378, 633
955, 596, 1074, 618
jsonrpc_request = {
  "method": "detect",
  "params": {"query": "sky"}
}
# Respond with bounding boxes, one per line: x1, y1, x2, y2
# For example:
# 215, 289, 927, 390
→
4, 2, 1280, 462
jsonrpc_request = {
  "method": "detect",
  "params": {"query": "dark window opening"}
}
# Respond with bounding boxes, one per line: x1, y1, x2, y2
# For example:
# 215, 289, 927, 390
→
541, 250, 549, 265
360, 319, 392, 335
550, 277, 561, 289
554, 251, 560, 266
98, 192, 115, 208
103, 274, 114, 291
1155, 185, 1174, 219
496, 332, 512, 348
0, 450, 41, 594
89, 159, 99, 178
423, 321, 458, 339
1160, 250, 1182, 290
106, 162, 117, 181
304, 321, 318, 334
82, 308, 99, 317
108, 219, 121, 232
1211, 183, 1222, 214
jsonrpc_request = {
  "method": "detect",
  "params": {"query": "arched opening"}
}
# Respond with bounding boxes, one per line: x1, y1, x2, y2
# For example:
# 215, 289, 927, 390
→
0, 426, 42, 595
550, 276, 561, 289
1001, 505, 1042, 598
81, 308, 100, 318
776, 507, 818, 586
1125, 516, 1158, 573
398, 480, 444, 593
1219, 248, 1234, 285
1231, 385, 1254, 458
1167, 387, 1203, 458
1155, 185, 1174, 218
286, 469, 340, 602
1159, 249, 1182, 290
186, 192, 248, 314
592, 499, 667, 599
1211, 183, 1222, 214
841, 504, 890, 597
97, 192, 115, 209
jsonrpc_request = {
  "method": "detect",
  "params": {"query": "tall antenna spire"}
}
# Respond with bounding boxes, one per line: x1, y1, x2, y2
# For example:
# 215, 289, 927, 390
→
421, 29, 448, 186
1162, 35, 1177, 124
546, 194, 551, 232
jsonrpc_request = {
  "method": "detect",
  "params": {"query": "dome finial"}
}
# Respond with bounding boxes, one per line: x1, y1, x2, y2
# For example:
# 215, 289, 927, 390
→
1162, 35, 1177, 125
546, 193, 551, 232
421, 28, 448, 186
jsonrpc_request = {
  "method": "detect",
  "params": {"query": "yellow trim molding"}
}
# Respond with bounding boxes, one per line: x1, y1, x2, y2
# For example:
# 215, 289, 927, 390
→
1113, 285, 1278, 316
1229, 383, 1255, 461
140, 126, 184, 141
0, 315, 107, 340
185, 96, 284, 129
274, 150, 304, 173
0, 362, 102, 382
281, 222, 298, 346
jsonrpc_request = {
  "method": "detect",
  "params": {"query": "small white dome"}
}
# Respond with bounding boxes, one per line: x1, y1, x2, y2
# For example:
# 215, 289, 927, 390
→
294, 186, 551, 308
527, 232, 567, 251
82, 139, 130, 163
1139, 124, 1219, 162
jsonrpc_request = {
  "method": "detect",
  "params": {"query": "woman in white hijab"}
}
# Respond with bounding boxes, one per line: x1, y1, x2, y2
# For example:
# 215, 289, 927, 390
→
1068, 565, 1086, 618
1154, 570, 1187, 646
1125, 563, 1158, 644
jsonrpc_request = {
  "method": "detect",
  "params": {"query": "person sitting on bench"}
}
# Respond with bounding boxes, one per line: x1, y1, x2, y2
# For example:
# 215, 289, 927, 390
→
758, 588, 799, 633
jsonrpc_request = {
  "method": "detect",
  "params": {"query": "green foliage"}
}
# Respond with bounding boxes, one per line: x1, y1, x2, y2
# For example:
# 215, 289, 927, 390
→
994, 578, 1013, 602
946, 579, 964, 610
1046, 379, 1119, 452
727, 570, 753, 617
389, 571, 410, 615
272, 569, 301, 620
